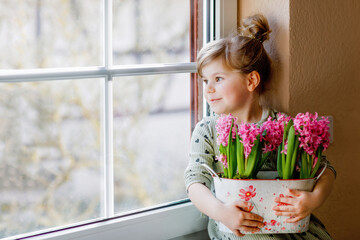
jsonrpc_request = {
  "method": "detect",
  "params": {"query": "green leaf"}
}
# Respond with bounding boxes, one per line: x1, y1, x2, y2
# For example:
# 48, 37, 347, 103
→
226, 119, 237, 178
254, 151, 269, 178
223, 167, 228, 178
310, 148, 323, 178
236, 132, 245, 177
254, 141, 268, 176
244, 138, 260, 178
277, 146, 283, 178
280, 120, 293, 179
284, 126, 295, 179
308, 154, 312, 177
300, 150, 307, 179
219, 144, 225, 154
290, 136, 300, 178
281, 143, 286, 179
283, 119, 293, 142
229, 137, 237, 178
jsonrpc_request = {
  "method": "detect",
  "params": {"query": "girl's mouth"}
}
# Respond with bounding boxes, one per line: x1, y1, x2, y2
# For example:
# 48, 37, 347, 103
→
210, 98, 222, 102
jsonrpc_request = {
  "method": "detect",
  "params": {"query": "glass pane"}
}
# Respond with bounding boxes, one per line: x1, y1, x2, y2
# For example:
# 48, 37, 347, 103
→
113, 0, 190, 65
113, 74, 190, 214
0, 79, 104, 238
0, 0, 103, 69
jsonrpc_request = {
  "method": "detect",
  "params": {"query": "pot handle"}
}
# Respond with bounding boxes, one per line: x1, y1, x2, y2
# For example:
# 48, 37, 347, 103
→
201, 163, 221, 181
314, 162, 328, 181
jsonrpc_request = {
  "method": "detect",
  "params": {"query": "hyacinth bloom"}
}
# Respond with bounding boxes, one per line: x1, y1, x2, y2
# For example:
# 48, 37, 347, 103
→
294, 112, 330, 178
236, 122, 265, 178
294, 112, 330, 156
216, 114, 237, 147
278, 112, 330, 179
216, 114, 238, 178
238, 123, 262, 159
261, 113, 290, 155
216, 154, 228, 168
216, 114, 272, 179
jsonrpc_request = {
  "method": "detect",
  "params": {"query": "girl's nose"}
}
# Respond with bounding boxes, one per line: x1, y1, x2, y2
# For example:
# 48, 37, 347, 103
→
206, 83, 215, 93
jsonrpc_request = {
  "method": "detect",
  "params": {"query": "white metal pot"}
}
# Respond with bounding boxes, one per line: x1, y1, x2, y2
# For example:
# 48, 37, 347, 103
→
202, 164, 326, 234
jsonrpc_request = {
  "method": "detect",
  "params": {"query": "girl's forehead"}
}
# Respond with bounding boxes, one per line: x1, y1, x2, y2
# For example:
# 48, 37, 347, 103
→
202, 58, 232, 76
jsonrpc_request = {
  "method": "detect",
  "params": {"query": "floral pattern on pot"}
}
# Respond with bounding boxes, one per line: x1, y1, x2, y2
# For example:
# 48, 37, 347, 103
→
239, 185, 256, 201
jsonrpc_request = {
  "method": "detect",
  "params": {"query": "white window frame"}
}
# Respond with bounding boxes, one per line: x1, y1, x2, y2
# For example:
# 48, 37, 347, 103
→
0, 0, 237, 239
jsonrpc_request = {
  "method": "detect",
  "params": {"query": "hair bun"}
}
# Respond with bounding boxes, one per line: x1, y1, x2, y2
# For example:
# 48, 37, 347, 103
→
238, 14, 271, 43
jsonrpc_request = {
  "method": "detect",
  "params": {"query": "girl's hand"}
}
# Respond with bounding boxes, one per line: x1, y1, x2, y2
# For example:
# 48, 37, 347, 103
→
272, 189, 320, 223
219, 201, 265, 237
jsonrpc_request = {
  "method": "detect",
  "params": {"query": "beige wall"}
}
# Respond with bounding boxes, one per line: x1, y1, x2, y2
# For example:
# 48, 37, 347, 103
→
239, 0, 360, 238
290, 1, 360, 238
238, 0, 290, 112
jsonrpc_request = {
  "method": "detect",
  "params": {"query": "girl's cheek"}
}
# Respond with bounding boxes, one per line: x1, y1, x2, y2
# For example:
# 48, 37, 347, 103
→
204, 93, 209, 102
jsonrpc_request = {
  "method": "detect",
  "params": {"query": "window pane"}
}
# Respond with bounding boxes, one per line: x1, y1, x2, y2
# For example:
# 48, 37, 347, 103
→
0, 79, 104, 238
0, 0, 103, 69
113, 74, 190, 214
113, 0, 190, 65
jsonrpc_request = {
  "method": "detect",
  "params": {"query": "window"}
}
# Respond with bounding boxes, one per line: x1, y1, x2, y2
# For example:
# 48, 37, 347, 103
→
0, 0, 195, 238
112, 74, 191, 214
0, 78, 104, 237
0, 0, 236, 239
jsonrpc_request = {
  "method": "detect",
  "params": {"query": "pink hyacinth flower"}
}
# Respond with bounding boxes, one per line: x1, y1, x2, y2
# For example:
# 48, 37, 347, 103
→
238, 123, 262, 159
281, 140, 288, 155
216, 114, 238, 147
293, 112, 330, 158
216, 154, 228, 168
261, 115, 287, 153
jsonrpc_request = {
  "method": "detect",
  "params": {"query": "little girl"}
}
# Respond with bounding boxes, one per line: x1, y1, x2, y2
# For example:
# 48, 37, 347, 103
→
184, 14, 336, 240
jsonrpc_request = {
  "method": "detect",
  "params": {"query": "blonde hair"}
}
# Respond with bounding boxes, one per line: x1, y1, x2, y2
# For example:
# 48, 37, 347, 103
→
197, 14, 272, 94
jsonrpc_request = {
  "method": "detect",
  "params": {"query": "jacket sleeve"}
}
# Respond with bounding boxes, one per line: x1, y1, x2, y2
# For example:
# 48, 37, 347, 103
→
184, 118, 216, 192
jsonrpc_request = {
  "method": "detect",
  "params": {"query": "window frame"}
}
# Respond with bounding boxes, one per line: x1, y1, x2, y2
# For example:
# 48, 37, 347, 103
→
0, 0, 237, 239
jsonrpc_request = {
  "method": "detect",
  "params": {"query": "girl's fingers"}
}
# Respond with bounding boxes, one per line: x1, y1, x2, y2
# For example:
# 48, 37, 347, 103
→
285, 216, 303, 223
234, 201, 264, 222
272, 205, 296, 212
274, 196, 295, 205
232, 229, 245, 237
274, 211, 296, 217
235, 200, 253, 210
242, 211, 264, 222
239, 226, 262, 234
240, 219, 265, 228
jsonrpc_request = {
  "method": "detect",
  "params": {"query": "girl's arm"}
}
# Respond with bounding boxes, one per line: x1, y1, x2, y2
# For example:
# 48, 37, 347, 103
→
188, 182, 265, 236
272, 168, 335, 223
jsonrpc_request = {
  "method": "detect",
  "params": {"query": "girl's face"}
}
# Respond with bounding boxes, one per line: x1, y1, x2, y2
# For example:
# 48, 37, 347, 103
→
202, 58, 252, 116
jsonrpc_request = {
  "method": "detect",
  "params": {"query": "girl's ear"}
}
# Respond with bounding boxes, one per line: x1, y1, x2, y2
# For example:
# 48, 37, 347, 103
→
246, 71, 261, 92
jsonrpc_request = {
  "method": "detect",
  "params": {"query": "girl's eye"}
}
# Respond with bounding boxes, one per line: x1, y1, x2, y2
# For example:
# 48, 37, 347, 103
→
215, 77, 223, 82
203, 79, 208, 84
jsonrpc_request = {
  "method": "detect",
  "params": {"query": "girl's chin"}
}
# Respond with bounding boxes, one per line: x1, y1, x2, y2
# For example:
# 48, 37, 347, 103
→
210, 108, 227, 115
208, 104, 230, 115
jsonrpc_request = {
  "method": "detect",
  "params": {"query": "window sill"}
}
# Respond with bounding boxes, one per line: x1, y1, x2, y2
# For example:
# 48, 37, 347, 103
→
19, 201, 207, 240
